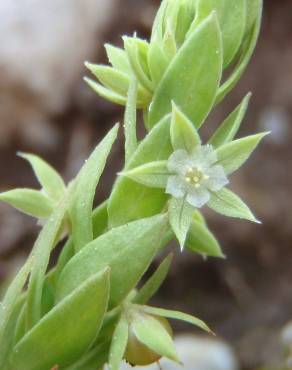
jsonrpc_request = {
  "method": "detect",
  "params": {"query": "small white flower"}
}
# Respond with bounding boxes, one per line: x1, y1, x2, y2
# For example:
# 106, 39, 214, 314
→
166, 146, 229, 208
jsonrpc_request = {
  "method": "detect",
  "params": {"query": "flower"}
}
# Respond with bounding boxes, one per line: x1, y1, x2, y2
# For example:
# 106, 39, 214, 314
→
166, 146, 228, 208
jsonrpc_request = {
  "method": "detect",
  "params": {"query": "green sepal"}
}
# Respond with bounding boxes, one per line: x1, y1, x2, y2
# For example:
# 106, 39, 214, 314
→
56, 214, 169, 308
108, 315, 129, 370
121, 160, 169, 189
11, 269, 110, 370
216, 132, 268, 175
18, 152, 66, 201
193, 0, 247, 67
134, 253, 173, 304
105, 44, 131, 74
208, 187, 260, 223
70, 124, 118, 252
186, 213, 224, 258
208, 93, 251, 148
148, 12, 222, 129
0, 189, 53, 218
168, 197, 194, 250
132, 313, 179, 363
170, 102, 201, 152
108, 114, 172, 227
142, 305, 212, 333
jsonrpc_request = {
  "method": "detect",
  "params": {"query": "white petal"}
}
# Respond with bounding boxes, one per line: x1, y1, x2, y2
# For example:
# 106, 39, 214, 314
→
192, 144, 217, 168
167, 149, 192, 175
166, 175, 186, 198
206, 165, 229, 191
186, 186, 210, 208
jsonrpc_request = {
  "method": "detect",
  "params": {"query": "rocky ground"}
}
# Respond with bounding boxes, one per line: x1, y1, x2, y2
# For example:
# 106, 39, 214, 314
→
0, 1, 292, 369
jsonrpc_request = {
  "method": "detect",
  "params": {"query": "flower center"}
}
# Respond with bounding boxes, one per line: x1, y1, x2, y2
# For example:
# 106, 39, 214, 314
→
185, 167, 209, 188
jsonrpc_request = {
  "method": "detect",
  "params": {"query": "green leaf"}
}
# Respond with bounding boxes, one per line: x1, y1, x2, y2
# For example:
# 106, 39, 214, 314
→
246, 0, 263, 36
170, 102, 201, 152
0, 259, 32, 367
108, 315, 129, 370
26, 196, 69, 330
105, 44, 131, 74
92, 200, 109, 239
142, 305, 211, 333
56, 215, 169, 308
134, 254, 173, 305
208, 93, 251, 148
208, 187, 259, 223
193, 0, 247, 67
124, 76, 138, 164
216, 1, 263, 104
132, 313, 179, 362
18, 152, 66, 201
11, 269, 110, 370
0, 189, 53, 218
123, 37, 153, 93
70, 124, 118, 252
148, 40, 169, 86
216, 132, 268, 175
121, 161, 169, 189
186, 217, 224, 258
84, 77, 127, 106
108, 115, 172, 227
148, 12, 222, 129
168, 197, 194, 250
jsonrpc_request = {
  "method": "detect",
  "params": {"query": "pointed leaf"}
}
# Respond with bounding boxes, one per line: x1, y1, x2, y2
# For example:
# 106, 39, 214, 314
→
170, 103, 201, 153
134, 254, 173, 305
121, 161, 169, 189
124, 76, 138, 164
186, 217, 224, 258
142, 306, 211, 333
84, 77, 127, 106
70, 124, 118, 251
18, 152, 66, 200
92, 200, 109, 239
148, 12, 222, 128
208, 187, 259, 223
0, 189, 53, 218
108, 315, 129, 370
133, 314, 178, 362
11, 269, 110, 370
105, 44, 131, 74
169, 197, 194, 250
216, 132, 268, 175
108, 115, 172, 227
194, 0, 246, 67
209, 93, 251, 148
148, 40, 169, 86
56, 215, 169, 308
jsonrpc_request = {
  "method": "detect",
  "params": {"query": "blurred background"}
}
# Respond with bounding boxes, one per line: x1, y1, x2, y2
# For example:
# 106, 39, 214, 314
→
0, 1, 291, 369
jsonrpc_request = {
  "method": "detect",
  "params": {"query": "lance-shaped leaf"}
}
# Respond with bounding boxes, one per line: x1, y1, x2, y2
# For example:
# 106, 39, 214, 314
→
108, 315, 129, 370
108, 115, 172, 227
84, 77, 127, 106
26, 196, 69, 330
148, 40, 169, 86
142, 305, 211, 333
92, 200, 109, 239
132, 314, 179, 362
0, 259, 32, 367
0, 189, 53, 218
134, 254, 173, 305
169, 197, 194, 250
170, 103, 201, 153
216, 0, 263, 104
56, 215, 169, 308
121, 161, 169, 189
208, 187, 260, 223
70, 124, 118, 252
208, 93, 251, 148
11, 269, 110, 370
186, 216, 224, 258
124, 76, 138, 164
18, 152, 66, 201
193, 0, 246, 67
148, 12, 222, 129
105, 44, 131, 74
216, 132, 268, 175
